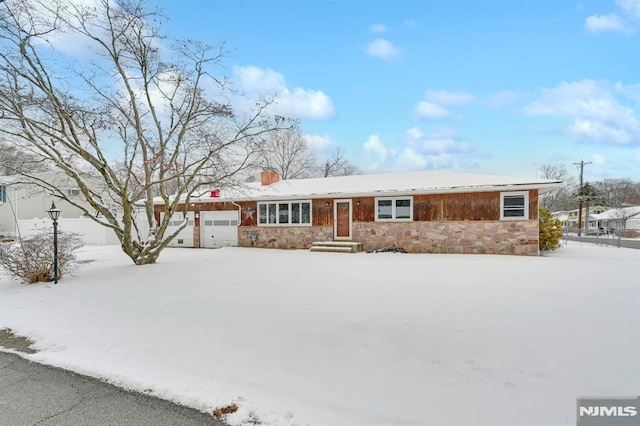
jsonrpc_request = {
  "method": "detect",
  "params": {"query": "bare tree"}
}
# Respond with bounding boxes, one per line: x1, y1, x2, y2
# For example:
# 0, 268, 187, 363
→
320, 147, 360, 177
593, 178, 639, 207
0, 141, 50, 175
538, 164, 576, 211
255, 128, 316, 179
0, 0, 292, 265
594, 178, 640, 240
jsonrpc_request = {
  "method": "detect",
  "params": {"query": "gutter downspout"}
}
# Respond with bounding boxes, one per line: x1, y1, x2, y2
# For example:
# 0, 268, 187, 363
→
231, 201, 242, 227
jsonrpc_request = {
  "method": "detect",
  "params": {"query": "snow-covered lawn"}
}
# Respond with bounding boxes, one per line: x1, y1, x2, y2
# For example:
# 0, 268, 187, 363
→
1, 242, 638, 425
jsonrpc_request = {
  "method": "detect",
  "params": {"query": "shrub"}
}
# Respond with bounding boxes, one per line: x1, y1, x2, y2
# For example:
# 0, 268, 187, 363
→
0, 231, 84, 284
621, 230, 639, 238
539, 207, 563, 252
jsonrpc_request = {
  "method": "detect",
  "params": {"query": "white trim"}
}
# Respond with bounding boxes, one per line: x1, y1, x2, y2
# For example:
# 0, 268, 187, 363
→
375, 196, 413, 222
333, 199, 352, 240
257, 200, 313, 226
500, 191, 529, 220
154, 182, 563, 205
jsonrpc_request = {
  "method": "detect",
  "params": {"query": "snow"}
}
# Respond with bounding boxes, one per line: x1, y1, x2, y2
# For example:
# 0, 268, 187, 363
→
179, 170, 564, 203
591, 205, 640, 220
0, 242, 638, 425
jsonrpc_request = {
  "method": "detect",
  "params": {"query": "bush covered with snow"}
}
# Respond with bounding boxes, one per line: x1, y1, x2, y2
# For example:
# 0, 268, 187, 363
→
0, 231, 83, 284
539, 207, 563, 252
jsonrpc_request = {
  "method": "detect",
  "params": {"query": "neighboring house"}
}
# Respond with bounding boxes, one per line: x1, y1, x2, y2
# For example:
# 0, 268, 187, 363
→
552, 206, 608, 233
590, 206, 640, 234
0, 173, 119, 244
155, 170, 562, 256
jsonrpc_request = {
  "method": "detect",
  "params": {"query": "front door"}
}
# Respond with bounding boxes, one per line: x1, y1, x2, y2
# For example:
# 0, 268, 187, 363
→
334, 199, 352, 240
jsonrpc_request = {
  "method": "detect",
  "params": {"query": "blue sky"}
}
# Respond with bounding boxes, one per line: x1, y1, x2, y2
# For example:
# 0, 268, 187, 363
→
156, 0, 640, 181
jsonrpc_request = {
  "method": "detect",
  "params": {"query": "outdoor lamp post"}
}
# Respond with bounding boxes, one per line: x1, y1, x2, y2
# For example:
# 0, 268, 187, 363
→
47, 201, 61, 284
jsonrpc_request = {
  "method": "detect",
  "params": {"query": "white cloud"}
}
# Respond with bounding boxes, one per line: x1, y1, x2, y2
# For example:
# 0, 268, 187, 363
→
425, 90, 476, 106
618, 0, 640, 18
585, 14, 630, 33
590, 153, 608, 166
568, 119, 636, 144
397, 148, 429, 170
366, 39, 399, 61
363, 135, 389, 164
615, 81, 640, 104
305, 134, 334, 153
414, 89, 476, 121
584, 1, 640, 34
414, 101, 453, 119
360, 128, 482, 172
525, 80, 640, 145
19, 0, 137, 58
370, 23, 387, 33
232, 65, 286, 93
232, 66, 334, 119
405, 127, 473, 155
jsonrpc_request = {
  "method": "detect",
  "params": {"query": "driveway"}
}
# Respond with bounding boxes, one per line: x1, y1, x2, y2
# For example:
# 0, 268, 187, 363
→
0, 351, 224, 426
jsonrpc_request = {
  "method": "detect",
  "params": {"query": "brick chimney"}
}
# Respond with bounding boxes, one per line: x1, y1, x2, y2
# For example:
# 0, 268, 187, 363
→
261, 170, 280, 186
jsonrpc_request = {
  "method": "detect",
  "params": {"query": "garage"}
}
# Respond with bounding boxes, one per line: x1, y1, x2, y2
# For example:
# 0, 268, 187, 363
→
200, 210, 239, 248
160, 211, 195, 247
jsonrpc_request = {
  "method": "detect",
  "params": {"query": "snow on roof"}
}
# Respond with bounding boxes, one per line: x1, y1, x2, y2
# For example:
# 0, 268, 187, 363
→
192, 170, 563, 202
0, 174, 21, 185
590, 206, 640, 220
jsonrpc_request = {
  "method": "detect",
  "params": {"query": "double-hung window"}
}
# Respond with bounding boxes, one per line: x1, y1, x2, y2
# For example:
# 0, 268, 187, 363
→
500, 191, 529, 220
258, 201, 311, 226
375, 197, 413, 221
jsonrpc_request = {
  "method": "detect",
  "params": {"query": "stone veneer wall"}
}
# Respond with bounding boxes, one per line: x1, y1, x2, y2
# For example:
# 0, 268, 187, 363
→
352, 220, 539, 256
238, 221, 539, 255
239, 226, 333, 249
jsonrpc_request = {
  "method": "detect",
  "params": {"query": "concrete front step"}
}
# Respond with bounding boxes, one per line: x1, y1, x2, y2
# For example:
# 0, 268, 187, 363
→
309, 241, 364, 253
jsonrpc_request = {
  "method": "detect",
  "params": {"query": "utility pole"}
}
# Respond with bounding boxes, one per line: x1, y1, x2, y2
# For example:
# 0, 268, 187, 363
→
573, 160, 591, 236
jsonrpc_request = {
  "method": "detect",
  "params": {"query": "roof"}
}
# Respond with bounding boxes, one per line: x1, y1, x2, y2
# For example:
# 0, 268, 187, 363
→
590, 206, 640, 220
189, 170, 563, 203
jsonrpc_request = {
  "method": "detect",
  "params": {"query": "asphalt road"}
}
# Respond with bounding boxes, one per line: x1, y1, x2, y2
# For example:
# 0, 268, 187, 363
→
0, 351, 225, 426
563, 235, 640, 249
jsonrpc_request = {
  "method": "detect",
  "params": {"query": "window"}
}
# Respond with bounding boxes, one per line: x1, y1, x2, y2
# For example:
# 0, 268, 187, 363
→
0, 185, 5, 204
500, 191, 529, 220
258, 201, 312, 226
375, 197, 413, 221
279, 203, 289, 224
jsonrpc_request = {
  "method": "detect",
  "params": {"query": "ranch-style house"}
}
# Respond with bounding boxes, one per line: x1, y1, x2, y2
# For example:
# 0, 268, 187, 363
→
155, 170, 562, 256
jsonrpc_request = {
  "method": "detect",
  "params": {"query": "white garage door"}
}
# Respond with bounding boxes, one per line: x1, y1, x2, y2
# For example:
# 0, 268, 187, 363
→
200, 210, 239, 248
161, 211, 195, 247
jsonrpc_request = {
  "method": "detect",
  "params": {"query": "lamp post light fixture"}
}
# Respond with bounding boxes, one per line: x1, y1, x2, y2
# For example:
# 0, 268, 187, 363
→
47, 201, 61, 284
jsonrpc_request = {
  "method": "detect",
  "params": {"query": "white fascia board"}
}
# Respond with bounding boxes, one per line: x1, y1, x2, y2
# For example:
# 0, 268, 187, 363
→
196, 181, 563, 203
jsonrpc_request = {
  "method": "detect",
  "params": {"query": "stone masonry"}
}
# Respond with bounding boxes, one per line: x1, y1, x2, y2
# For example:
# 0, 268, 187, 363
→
238, 220, 539, 255
352, 220, 539, 255
239, 226, 333, 249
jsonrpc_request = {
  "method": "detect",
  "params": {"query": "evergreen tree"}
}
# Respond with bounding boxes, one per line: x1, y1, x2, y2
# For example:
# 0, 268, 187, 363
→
539, 207, 563, 252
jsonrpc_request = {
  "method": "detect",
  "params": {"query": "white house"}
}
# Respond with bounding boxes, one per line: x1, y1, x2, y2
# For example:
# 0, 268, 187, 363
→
589, 206, 640, 234
0, 173, 119, 244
